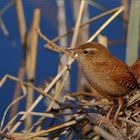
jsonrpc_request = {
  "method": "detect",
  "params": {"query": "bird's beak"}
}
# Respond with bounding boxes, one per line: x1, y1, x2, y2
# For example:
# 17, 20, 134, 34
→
65, 48, 78, 58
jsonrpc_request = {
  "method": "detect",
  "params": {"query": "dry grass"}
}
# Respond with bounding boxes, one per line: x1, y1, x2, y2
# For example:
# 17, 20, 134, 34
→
0, 1, 140, 140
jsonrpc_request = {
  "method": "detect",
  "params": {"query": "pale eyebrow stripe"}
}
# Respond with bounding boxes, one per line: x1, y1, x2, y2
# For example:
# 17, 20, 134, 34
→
85, 48, 98, 51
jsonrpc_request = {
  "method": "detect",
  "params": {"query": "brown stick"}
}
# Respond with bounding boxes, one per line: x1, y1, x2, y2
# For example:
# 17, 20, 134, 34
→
15, 0, 26, 45
25, 8, 41, 129
10, 61, 26, 124
45, 7, 121, 46
11, 0, 27, 124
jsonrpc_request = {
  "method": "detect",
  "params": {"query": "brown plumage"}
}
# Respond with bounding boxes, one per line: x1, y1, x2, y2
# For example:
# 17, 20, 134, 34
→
68, 42, 138, 121
131, 58, 140, 85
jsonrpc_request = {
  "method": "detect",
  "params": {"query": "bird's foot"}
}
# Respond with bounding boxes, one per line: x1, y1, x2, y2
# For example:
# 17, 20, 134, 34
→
96, 116, 121, 129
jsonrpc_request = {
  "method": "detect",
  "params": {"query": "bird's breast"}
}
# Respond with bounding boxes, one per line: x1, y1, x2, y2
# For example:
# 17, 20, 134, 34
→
80, 62, 134, 99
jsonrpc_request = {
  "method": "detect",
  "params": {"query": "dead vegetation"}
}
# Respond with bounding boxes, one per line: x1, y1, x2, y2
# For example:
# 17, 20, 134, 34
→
0, 1, 140, 140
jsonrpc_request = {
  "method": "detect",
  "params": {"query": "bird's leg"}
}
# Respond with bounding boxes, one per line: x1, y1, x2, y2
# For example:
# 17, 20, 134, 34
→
113, 97, 123, 122
106, 101, 114, 120
98, 101, 114, 125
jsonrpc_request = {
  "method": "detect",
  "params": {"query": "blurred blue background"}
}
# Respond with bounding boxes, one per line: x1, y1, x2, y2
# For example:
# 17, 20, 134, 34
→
0, 0, 139, 130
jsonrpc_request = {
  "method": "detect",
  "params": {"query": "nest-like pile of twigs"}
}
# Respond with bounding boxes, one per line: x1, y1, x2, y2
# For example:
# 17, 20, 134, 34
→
0, 75, 140, 140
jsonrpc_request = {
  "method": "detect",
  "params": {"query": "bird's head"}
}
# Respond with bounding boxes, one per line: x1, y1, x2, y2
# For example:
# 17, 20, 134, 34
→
67, 42, 111, 65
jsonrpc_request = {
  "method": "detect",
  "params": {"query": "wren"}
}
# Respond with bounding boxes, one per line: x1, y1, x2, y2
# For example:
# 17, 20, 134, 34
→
67, 42, 138, 121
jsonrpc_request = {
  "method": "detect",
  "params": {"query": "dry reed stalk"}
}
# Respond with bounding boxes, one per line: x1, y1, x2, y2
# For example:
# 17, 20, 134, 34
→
54, 0, 68, 109
30, 38, 75, 130
97, 34, 108, 47
35, 1, 70, 133
76, 1, 89, 44
0, 1, 14, 17
35, 28, 74, 130
15, 0, 26, 45
25, 8, 40, 129
126, 0, 140, 65
93, 126, 116, 140
88, 6, 124, 42
0, 74, 59, 132
3, 111, 54, 133
70, 0, 86, 49
46, 0, 86, 113
9, 96, 43, 134
18, 111, 54, 118
33, 30, 74, 127
27, 9, 40, 80
76, 1, 90, 94
0, 75, 56, 102
1, 85, 27, 131
88, 0, 108, 12
10, 0, 27, 126
0, 131, 14, 140
48, 6, 121, 46
121, 0, 129, 30
13, 133, 49, 140
37, 28, 72, 56
9, 57, 75, 134
118, 117, 140, 127
26, 120, 77, 139
47, 73, 68, 112
0, 18, 9, 36
43, 7, 123, 52
0, 1, 14, 36
126, 90, 140, 105
10, 62, 26, 123
35, 1, 86, 133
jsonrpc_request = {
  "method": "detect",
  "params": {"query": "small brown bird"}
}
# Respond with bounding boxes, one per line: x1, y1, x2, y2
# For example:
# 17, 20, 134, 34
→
68, 42, 138, 121
131, 58, 140, 85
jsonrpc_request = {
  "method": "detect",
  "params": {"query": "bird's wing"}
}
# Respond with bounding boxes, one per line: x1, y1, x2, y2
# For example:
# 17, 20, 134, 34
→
112, 70, 137, 90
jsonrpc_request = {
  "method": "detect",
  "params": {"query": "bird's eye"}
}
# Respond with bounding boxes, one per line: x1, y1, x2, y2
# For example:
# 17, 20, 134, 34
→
83, 50, 88, 54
